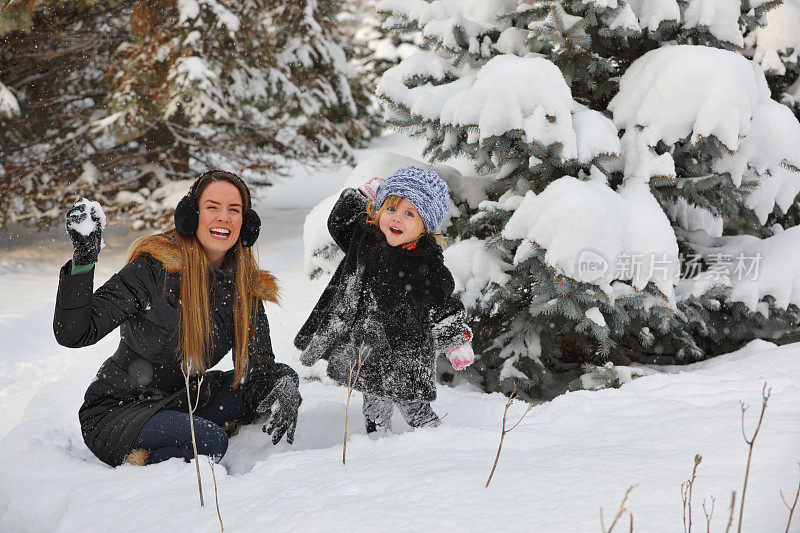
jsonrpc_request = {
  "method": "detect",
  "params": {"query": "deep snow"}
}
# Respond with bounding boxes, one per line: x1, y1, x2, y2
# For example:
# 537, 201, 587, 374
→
1, 134, 798, 532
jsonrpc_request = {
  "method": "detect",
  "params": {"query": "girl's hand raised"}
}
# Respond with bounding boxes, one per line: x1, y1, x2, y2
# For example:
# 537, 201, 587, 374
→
445, 343, 474, 371
358, 176, 385, 202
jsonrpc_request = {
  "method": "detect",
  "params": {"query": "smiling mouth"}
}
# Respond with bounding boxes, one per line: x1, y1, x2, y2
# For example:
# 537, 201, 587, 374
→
390, 226, 403, 235
209, 227, 231, 239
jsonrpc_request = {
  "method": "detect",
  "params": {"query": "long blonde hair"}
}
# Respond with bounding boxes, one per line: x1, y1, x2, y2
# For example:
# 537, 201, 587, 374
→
366, 194, 446, 249
127, 229, 278, 387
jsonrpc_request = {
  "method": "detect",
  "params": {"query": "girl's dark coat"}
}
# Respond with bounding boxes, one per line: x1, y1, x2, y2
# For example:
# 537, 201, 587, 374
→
53, 253, 281, 467
295, 188, 469, 401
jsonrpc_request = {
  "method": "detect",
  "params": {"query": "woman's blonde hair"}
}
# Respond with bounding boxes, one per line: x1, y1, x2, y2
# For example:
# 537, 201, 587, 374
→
366, 194, 446, 249
126, 179, 278, 386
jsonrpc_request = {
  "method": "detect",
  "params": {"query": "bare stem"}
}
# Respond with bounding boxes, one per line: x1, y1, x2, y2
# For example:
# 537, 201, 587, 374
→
688, 455, 702, 533
343, 344, 372, 466
207, 455, 223, 532
702, 496, 715, 533
781, 463, 800, 533
601, 485, 637, 533
724, 492, 736, 533
184, 364, 205, 507
485, 383, 533, 488
737, 383, 771, 533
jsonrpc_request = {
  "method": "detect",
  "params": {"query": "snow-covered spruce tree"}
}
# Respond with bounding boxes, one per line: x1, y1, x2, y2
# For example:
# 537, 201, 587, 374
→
375, 0, 682, 395
609, 44, 800, 356
340, 0, 425, 98
374, 0, 800, 395
502, 0, 783, 108
0, 0, 371, 228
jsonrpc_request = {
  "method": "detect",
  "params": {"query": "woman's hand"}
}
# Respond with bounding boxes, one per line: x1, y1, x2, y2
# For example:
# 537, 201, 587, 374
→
65, 198, 105, 265
257, 375, 302, 445
445, 343, 475, 371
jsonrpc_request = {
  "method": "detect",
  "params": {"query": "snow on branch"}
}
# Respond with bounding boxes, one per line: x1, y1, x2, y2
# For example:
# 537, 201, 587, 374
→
714, 100, 800, 223
377, 0, 517, 57
610, 45, 800, 220
610, 45, 769, 154
625, 0, 681, 32
166, 56, 228, 124
178, 0, 240, 32
501, 169, 680, 305
378, 54, 620, 165
681, 0, 744, 47
695, 225, 800, 313
750, 2, 800, 76
0, 80, 19, 118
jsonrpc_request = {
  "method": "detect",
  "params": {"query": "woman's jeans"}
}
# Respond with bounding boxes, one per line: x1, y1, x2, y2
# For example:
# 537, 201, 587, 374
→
132, 363, 294, 464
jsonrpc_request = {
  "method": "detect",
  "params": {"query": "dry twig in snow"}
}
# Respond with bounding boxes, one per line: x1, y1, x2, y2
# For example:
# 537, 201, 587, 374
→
681, 454, 702, 533
343, 343, 372, 465
485, 383, 533, 488
724, 492, 736, 533
600, 485, 637, 533
183, 363, 205, 506
702, 496, 715, 533
781, 463, 800, 533
207, 455, 223, 532
737, 382, 771, 532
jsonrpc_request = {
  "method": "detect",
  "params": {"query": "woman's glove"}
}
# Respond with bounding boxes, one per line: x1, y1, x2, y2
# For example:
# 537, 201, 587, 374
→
257, 375, 302, 445
445, 343, 475, 371
358, 176, 385, 203
65, 198, 106, 265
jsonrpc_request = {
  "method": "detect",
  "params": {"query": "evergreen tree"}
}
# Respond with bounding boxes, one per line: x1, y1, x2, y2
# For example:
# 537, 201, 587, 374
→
746, 1, 800, 229
375, 0, 800, 396
0, 0, 372, 228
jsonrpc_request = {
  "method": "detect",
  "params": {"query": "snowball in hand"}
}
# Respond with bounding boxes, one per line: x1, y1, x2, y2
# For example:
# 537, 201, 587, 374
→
67, 198, 107, 237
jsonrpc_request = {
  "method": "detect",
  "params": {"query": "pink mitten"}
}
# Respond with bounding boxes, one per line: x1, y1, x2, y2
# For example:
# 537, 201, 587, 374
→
445, 343, 474, 371
358, 176, 385, 202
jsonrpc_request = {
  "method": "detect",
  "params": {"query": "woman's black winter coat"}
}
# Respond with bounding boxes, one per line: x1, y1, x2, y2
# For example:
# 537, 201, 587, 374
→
295, 188, 470, 402
53, 253, 282, 467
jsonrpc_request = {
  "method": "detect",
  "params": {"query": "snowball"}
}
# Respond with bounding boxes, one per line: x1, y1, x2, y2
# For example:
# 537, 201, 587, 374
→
67, 199, 107, 236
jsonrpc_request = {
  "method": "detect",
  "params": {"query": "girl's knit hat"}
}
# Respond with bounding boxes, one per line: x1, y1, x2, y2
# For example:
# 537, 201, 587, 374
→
375, 166, 450, 233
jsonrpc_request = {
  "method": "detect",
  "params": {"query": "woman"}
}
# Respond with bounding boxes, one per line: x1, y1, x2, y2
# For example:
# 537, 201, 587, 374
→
54, 170, 301, 467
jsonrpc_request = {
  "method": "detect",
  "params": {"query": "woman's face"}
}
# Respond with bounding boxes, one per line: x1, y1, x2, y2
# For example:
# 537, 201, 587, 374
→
195, 181, 244, 267
379, 197, 424, 247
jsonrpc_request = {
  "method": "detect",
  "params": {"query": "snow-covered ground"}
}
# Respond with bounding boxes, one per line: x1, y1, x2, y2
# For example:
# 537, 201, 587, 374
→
1, 134, 798, 532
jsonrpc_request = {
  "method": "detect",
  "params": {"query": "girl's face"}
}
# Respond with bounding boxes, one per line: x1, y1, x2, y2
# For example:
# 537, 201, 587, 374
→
378, 197, 424, 247
196, 181, 244, 267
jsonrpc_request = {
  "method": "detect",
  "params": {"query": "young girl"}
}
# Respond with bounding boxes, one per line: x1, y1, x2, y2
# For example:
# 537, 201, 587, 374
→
295, 166, 474, 433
